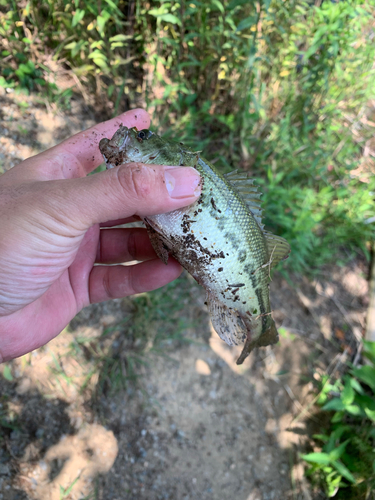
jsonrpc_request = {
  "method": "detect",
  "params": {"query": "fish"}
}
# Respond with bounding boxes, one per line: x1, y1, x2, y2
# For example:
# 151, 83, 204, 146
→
99, 126, 290, 364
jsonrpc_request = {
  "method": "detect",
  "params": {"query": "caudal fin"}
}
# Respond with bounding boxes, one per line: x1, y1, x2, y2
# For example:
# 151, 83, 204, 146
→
236, 321, 279, 365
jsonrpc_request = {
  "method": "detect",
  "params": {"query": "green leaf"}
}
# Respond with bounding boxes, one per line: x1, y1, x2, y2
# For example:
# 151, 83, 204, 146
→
329, 440, 349, 461
88, 50, 107, 60
92, 58, 108, 69
363, 340, 375, 363
19, 61, 35, 74
349, 377, 364, 395
97, 11, 111, 36
72, 64, 95, 76
345, 404, 362, 416
109, 34, 131, 42
331, 411, 344, 423
304, 44, 320, 59
0, 76, 8, 87
184, 93, 197, 105
64, 41, 77, 51
301, 452, 331, 465
322, 398, 345, 411
365, 407, 375, 422
72, 9, 85, 28
3, 364, 13, 381
341, 379, 354, 405
103, 0, 123, 16
148, 7, 167, 16
158, 14, 182, 26
110, 42, 126, 49
211, 0, 225, 14
352, 365, 375, 392
313, 434, 329, 442
332, 460, 356, 484
236, 16, 257, 32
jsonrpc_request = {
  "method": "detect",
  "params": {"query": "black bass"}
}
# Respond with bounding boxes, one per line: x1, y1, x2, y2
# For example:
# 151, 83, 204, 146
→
99, 126, 290, 364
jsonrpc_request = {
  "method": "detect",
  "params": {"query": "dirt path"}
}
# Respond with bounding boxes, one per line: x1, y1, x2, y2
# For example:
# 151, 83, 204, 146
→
0, 91, 369, 500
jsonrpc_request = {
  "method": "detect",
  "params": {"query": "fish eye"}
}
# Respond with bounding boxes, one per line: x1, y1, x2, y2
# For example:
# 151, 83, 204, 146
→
137, 129, 153, 140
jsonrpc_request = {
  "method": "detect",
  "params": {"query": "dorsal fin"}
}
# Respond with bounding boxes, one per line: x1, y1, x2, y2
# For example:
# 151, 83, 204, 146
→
263, 231, 290, 268
224, 170, 264, 229
224, 170, 250, 182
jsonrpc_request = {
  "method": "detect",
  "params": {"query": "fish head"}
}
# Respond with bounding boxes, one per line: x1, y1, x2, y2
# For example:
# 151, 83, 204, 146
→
99, 126, 167, 168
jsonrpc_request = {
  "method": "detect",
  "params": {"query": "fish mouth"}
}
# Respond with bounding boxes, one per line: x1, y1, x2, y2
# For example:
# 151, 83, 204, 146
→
99, 126, 134, 168
111, 126, 132, 153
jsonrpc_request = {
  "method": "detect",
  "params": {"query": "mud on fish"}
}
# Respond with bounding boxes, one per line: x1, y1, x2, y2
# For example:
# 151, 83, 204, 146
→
99, 126, 290, 365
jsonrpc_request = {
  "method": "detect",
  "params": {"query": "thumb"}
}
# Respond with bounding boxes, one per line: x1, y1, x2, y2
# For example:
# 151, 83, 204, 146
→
46, 162, 201, 230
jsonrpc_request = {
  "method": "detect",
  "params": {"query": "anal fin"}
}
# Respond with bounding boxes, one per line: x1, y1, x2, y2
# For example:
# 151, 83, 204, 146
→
207, 294, 248, 346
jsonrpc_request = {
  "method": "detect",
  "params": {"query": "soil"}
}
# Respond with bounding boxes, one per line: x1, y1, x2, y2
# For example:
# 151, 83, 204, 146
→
0, 89, 370, 500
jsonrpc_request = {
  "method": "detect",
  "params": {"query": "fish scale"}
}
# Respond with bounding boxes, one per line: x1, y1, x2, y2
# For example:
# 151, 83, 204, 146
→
99, 126, 290, 364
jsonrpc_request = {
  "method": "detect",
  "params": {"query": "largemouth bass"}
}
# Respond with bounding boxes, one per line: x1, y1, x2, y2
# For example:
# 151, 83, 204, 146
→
99, 126, 290, 364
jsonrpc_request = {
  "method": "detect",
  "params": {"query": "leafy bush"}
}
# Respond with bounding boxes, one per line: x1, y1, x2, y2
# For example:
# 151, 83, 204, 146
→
302, 341, 375, 498
141, 0, 375, 272
1, 0, 374, 272
0, 0, 140, 108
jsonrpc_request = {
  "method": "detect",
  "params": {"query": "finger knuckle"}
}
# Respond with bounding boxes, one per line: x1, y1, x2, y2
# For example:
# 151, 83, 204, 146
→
116, 163, 153, 201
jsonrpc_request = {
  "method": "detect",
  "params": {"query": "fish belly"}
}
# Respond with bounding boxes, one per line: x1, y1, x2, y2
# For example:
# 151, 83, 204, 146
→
145, 201, 270, 333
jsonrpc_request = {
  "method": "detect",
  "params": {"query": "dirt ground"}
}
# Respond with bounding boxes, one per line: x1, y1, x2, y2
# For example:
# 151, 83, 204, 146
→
0, 89, 370, 500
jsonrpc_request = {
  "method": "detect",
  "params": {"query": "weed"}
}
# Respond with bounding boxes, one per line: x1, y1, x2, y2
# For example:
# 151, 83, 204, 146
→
59, 475, 80, 499
302, 341, 375, 499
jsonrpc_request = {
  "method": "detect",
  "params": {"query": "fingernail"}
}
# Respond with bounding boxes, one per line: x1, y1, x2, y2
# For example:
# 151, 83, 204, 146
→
165, 167, 201, 199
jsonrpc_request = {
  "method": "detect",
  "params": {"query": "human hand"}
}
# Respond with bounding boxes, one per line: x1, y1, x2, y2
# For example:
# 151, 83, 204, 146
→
0, 109, 201, 362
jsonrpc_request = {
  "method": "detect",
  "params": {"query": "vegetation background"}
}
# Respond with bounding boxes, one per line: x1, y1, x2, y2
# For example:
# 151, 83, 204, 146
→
1, 0, 375, 498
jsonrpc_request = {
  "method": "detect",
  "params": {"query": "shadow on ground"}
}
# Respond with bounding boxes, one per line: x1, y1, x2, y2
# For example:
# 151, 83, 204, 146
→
0, 254, 369, 500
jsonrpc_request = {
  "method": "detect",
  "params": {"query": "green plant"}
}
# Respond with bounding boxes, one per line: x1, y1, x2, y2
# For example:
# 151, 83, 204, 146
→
141, 0, 375, 273
1, 0, 374, 272
302, 341, 375, 498
59, 475, 80, 499
0, 0, 140, 110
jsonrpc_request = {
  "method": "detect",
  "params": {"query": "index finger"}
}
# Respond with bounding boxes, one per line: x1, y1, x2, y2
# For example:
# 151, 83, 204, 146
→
58, 108, 150, 176
4, 109, 150, 184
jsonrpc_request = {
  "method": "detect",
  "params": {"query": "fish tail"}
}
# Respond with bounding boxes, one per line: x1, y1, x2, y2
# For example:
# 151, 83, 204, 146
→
236, 321, 279, 365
